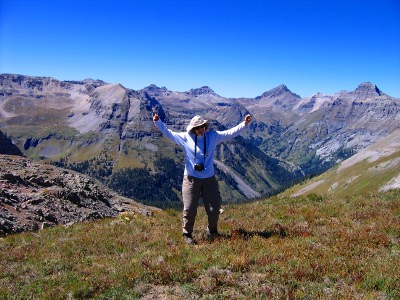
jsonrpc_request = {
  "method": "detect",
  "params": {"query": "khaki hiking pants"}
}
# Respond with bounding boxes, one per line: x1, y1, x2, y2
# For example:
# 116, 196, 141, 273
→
182, 175, 222, 235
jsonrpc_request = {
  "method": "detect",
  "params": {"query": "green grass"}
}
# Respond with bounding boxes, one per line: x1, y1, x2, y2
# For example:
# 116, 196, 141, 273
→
1, 190, 399, 299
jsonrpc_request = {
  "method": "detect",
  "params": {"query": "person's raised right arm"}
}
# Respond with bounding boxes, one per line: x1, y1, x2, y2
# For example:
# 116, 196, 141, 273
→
153, 113, 186, 146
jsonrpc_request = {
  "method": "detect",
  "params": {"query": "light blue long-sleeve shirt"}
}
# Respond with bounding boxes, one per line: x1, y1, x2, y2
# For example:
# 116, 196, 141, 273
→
154, 120, 247, 179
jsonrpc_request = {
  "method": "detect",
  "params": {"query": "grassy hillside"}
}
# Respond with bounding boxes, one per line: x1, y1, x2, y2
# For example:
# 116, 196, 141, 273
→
1, 190, 399, 299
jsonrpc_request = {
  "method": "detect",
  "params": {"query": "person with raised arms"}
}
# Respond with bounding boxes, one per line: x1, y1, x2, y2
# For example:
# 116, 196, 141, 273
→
153, 113, 252, 244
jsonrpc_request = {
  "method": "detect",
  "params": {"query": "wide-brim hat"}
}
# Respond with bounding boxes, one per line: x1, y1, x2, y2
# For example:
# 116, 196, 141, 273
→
186, 115, 208, 132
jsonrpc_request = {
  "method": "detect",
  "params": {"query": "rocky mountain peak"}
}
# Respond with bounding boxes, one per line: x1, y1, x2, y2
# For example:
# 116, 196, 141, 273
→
82, 79, 108, 91
275, 84, 290, 92
82, 78, 106, 84
354, 82, 384, 97
256, 84, 300, 100
144, 84, 168, 92
185, 86, 217, 96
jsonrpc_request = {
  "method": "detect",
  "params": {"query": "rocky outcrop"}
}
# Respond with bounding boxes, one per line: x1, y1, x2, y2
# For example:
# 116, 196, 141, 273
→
0, 154, 159, 236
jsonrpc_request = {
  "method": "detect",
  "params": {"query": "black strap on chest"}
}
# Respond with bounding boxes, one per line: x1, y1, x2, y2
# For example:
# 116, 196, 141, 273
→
194, 134, 207, 158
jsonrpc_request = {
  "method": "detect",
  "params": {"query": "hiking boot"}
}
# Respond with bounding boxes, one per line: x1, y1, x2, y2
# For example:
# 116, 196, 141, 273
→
206, 228, 220, 240
183, 233, 195, 245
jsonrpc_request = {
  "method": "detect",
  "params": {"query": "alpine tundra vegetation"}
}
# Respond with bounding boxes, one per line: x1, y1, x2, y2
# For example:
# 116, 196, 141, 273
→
0, 190, 399, 299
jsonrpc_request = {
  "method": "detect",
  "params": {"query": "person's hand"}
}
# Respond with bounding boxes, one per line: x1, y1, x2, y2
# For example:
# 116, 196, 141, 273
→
153, 113, 159, 122
244, 114, 251, 125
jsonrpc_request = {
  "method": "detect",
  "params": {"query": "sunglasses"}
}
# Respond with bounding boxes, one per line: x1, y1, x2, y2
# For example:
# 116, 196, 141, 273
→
194, 124, 206, 131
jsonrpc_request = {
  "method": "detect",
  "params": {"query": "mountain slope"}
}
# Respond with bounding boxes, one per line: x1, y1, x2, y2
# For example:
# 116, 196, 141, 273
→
281, 129, 400, 197
257, 83, 399, 176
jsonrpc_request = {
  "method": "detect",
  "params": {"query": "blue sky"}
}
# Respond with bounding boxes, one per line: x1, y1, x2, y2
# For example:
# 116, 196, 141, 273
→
1, 0, 399, 98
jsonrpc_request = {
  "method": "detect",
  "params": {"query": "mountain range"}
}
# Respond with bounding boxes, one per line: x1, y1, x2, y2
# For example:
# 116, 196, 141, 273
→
0, 74, 399, 206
